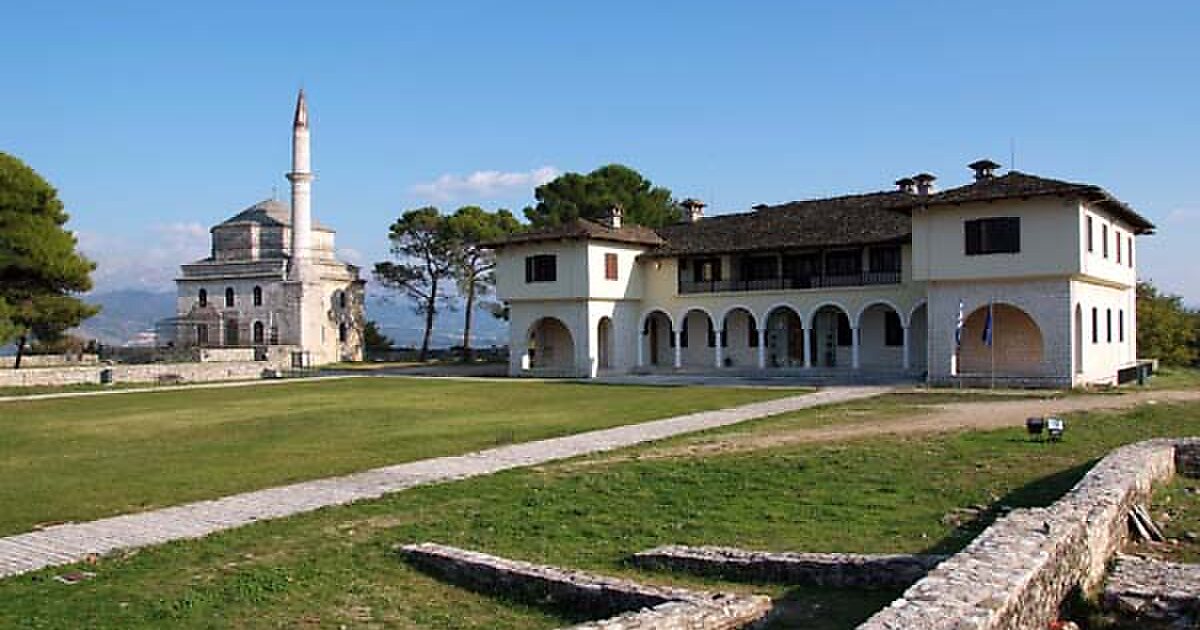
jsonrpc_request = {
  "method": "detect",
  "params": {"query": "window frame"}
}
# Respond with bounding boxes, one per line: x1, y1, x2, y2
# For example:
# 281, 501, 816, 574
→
198, 289, 208, 308
524, 254, 558, 283
253, 286, 263, 307
964, 217, 1021, 256
604, 252, 618, 280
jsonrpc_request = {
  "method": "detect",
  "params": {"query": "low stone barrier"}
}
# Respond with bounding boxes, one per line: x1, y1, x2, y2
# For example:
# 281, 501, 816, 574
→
1103, 554, 1200, 626
0, 361, 280, 389
399, 543, 771, 629
0, 354, 99, 368
859, 437, 1200, 630
632, 545, 946, 589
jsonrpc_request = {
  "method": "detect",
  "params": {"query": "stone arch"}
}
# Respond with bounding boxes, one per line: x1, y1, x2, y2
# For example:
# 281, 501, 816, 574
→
809, 302, 853, 368
641, 310, 674, 367
855, 299, 906, 328
720, 306, 758, 368
678, 307, 717, 367
857, 302, 905, 369
252, 320, 265, 345
908, 300, 928, 327
960, 303, 1045, 376
526, 317, 577, 372
597, 316, 613, 370
763, 304, 805, 368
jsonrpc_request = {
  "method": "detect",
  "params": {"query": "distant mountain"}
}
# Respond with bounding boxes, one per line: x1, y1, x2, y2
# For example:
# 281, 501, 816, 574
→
68, 288, 509, 349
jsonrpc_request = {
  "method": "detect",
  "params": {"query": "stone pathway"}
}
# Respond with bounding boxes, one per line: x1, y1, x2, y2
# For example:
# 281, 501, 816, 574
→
0, 386, 884, 580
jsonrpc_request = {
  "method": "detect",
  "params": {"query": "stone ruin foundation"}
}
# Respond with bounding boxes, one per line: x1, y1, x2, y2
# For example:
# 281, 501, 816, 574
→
401, 438, 1200, 629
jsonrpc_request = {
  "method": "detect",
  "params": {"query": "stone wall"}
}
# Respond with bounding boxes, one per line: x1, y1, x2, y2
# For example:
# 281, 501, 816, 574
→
399, 543, 771, 629
0, 354, 99, 368
1103, 554, 1200, 625
632, 545, 946, 589
859, 438, 1198, 630
0, 360, 284, 389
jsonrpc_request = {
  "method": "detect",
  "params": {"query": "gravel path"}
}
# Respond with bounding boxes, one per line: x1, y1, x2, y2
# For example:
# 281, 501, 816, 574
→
0, 386, 884, 580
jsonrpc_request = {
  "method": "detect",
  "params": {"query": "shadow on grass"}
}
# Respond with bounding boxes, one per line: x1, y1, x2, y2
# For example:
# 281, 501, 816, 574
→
923, 458, 1097, 556
759, 585, 901, 630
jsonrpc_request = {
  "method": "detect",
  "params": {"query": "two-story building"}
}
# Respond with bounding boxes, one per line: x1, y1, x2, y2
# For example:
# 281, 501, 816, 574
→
489, 161, 1154, 387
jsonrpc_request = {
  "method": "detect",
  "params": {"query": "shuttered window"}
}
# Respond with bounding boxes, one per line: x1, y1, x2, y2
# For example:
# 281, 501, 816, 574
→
524, 255, 557, 282
604, 253, 618, 280
965, 217, 1020, 255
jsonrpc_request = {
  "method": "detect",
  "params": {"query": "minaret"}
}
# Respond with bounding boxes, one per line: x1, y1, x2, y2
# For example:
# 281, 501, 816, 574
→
287, 89, 313, 282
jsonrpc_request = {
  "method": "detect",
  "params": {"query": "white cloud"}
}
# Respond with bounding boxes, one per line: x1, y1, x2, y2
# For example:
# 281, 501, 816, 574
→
338, 247, 364, 265
79, 221, 210, 293
410, 166, 560, 202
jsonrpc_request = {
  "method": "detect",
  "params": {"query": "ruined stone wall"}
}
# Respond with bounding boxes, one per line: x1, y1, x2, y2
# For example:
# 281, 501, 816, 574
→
860, 438, 1197, 630
0, 360, 285, 389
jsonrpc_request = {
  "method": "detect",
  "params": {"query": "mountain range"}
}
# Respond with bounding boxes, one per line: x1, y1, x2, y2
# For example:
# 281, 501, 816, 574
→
72, 289, 508, 349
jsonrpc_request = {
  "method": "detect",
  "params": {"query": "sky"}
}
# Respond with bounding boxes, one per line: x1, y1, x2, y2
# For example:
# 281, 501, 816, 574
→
3, 1, 1199, 304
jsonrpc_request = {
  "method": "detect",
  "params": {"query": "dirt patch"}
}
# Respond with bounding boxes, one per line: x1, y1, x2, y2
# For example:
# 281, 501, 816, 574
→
567, 390, 1200, 467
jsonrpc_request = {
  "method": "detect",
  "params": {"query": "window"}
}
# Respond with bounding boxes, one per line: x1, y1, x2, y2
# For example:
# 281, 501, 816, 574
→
837, 313, 853, 346
196, 324, 209, 345
741, 256, 778, 281
1115, 231, 1122, 264
868, 246, 901, 274
339, 323, 348, 343
604, 253, 618, 280
1128, 236, 1134, 267
884, 311, 904, 346
338, 290, 348, 309
1092, 307, 1099, 344
1106, 309, 1113, 343
1119, 309, 1125, 342
692, 258, 722, 282
524, 255, 557, 282
224, 287, 235, 307
225, 319, 239, 346
1101, 223, 1109, 258
253, 286, 263, 307
253, 321, 265, 344
825, 250, 862, 276
198, 289, 208, 307
1086, 215, 1094, 252
964, 217, 1020, 255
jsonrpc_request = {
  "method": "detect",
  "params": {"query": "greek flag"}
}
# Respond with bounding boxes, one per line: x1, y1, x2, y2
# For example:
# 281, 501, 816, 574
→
954, 299, 964, 347
982, 303, 994, 347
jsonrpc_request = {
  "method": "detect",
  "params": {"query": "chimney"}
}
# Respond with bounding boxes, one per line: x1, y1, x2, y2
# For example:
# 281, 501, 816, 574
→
603, 204, 623, 229
681, 198, 706, 223
894, 177, 916, 194
968, 159, 1002, 181
912, 172, 937, 196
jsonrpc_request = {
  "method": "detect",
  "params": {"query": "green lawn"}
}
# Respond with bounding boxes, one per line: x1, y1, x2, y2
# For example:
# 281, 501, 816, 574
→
0, 393, 1197, 629
0, 378, 795, 536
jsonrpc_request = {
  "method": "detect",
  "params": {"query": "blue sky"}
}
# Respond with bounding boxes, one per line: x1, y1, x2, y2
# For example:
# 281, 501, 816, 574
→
4, 2, 1199, 303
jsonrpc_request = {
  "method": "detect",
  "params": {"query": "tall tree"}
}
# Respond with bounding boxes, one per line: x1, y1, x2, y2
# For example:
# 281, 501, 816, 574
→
524, 164, 681, 228
446, 206, 520, 361
362, 320, 394, 354
0, 152, 98, 368
373, 207, 454, 361
1136, 281, 1198, 366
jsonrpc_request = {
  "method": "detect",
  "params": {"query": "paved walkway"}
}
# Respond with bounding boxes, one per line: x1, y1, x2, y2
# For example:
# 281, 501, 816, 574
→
0, 386, 885, 580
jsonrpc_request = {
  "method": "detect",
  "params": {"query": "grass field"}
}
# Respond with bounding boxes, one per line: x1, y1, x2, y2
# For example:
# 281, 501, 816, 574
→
0, 389, 1196, 629
0, 378, 795, 537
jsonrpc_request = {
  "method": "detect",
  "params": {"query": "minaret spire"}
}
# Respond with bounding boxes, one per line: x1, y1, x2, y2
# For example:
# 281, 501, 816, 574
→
287, 89, 313, 282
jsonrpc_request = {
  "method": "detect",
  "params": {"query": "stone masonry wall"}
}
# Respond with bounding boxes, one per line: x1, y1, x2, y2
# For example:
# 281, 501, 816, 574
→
399, 543, 771, 630
632, 546, 947, 589
859, 438, 1198, 630
0, 360, 284, 389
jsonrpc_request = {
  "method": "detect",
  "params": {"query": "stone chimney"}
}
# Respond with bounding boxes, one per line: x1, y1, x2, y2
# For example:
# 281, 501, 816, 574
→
912, 173, 937, 196
894, 177, 916, 194
681, 198, 706, 223
603, 204, 623, 229
968, 159, 1002, 181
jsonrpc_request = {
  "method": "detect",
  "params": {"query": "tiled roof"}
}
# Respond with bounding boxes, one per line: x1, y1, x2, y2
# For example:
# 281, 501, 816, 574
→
648, 191, 915, 257
486, 218, 664, 247
926, 171, 1155, 233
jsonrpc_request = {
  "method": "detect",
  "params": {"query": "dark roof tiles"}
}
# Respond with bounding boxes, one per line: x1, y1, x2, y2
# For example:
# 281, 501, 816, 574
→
487, 218, 664, 247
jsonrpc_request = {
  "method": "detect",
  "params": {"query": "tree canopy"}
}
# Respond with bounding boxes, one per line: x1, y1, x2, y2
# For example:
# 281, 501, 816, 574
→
445, 206, 519, 360
0, 152, 98, 366
1136, 281, 1198, 366
373, 207, 456, 361
523, 164, 681, 228
362, 320, 394, 354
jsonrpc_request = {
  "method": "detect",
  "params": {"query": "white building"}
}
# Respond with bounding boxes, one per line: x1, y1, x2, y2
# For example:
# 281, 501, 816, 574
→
169, 91, 365, 365
490, 161, 1154, 387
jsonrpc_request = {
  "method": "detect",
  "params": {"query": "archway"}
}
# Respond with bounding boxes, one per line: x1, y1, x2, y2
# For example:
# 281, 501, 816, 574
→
960, 303, 1045, 376
597, 316, 613, 370
908, 303, 928, 371
527, 317, 576, 372
679, 309, 716, 368
810, 304, 852, 368
857, 302, 904, 369
764, 305, 805, 368
721, 307, 758, 368
641, 311, 673, 367
253, 321, 265, 345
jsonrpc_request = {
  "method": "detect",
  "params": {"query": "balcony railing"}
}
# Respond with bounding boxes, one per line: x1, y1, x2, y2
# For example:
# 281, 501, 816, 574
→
678, 271, 901, 294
